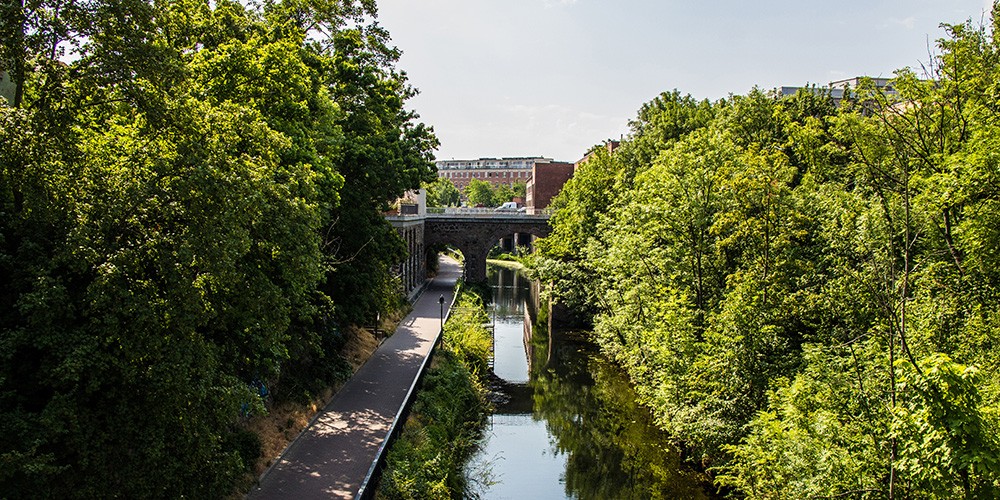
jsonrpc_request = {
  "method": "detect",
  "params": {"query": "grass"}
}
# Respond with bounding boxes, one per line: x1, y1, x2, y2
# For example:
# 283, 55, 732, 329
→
486, 257, 525, 270
486, 245, 537, 272
377, 287, 493, 499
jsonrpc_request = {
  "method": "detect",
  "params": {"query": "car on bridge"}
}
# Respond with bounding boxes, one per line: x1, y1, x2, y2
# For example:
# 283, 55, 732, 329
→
494, 201, 520, 212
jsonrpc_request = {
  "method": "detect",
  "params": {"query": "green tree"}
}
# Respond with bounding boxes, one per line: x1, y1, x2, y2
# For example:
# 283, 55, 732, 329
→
493, 182, 515, 205
463, 178, 495, 207
0, 0, 436, 496
717, 9, 1000, 498
424, 176, 461, 207
304, 14, 437, 326
512, 180, 526, 199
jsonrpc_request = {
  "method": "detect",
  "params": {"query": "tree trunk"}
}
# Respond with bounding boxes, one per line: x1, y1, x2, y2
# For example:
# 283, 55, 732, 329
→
11, 0, 26, 109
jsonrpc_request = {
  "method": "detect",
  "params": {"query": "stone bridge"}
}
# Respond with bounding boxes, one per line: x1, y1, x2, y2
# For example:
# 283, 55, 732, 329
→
387, 211, 551, 288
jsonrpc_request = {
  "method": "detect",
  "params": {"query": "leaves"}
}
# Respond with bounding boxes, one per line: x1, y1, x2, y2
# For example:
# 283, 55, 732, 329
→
537, 7, 1000, 497
0, 0, 435, 495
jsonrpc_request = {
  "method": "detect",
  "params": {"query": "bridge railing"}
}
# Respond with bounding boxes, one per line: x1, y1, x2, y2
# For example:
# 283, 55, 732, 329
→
425, 206, 552, 217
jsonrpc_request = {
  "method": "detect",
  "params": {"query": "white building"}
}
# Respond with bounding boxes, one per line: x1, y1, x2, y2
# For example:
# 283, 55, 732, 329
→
781, 76, 897, 105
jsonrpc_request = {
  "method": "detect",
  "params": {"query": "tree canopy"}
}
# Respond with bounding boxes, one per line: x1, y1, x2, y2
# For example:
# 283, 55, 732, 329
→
423, 176, 461, 207
462, 178, 524, 207
536, 6, 1000, 498
0, 0, 435, 496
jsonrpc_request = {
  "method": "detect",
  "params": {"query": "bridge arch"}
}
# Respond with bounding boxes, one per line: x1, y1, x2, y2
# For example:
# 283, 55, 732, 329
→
423, 215, 551, 283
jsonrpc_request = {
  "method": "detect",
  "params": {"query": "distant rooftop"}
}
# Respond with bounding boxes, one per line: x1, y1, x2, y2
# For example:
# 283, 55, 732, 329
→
436, 157, 555, 170
781, 76, 897, 103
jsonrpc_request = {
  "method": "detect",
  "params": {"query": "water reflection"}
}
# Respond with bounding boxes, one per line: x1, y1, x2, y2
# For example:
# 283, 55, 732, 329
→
473, 264, 712, 499
488, 265, 531, 384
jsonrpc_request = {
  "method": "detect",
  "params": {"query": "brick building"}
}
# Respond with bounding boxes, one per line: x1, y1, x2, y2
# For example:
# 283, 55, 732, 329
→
525, 161, 575, 210
435, 157, 543, 190
438, 144, 623, 211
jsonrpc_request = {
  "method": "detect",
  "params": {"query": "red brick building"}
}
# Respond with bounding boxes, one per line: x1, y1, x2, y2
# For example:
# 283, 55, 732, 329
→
435, 157, 538, 191
574, 140, 620, 171
525, 161, 574, 210
523, 141, 620, 211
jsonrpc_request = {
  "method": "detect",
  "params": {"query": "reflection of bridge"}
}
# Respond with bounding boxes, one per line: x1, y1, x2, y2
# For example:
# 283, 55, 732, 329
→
387, 211, 551, 287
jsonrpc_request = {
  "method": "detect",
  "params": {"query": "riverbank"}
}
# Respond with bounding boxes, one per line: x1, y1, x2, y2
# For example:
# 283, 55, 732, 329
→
486, 258, 525, 271
377, 286, 493, 499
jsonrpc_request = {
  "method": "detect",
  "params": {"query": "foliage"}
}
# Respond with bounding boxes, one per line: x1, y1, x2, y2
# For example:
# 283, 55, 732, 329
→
892, 355, 1000, 497
536, 6, 1000, 497
511, 180, 527, 199
442, 292, 494, 376
0, 0, 434, 496
424, 177, 461, 207
378, 287, 491, 499
460, 178, 524, 207
462, 178, 494, 207
317, 20, 438, 325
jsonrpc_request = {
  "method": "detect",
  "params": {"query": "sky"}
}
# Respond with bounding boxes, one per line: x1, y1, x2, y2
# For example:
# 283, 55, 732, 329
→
374, 0, 995, 162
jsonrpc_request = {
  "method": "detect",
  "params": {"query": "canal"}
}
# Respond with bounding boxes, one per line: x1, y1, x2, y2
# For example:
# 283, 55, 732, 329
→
467, 263, 713, 499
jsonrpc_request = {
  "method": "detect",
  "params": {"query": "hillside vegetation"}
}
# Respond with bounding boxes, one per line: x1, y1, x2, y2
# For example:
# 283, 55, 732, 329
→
536, 8, 1000, 498
0, 0, 435, 496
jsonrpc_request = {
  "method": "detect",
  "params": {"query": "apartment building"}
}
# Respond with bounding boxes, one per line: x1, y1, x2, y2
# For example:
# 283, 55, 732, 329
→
435, 157, 544, 190
781, 76, 897, 105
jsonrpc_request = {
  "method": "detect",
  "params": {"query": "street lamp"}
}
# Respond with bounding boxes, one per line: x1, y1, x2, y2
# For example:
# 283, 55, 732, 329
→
438, 294, 445, 333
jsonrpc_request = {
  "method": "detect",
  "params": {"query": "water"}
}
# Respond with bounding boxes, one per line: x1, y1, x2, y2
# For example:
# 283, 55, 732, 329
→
469, 264, 712, 499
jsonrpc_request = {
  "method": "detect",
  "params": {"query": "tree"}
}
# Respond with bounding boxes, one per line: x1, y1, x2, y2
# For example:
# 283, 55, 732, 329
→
424, 176, 460, 207
306, 15, 438, 326
493, 182, 515, 205
512, 180, 526, 199
718, 9, 1000, 497
463, 178, 494, 207
0, 0, 437, 495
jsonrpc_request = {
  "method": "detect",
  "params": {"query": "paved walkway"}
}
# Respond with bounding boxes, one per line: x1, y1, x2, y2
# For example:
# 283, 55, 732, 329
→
247, 256, 462, 499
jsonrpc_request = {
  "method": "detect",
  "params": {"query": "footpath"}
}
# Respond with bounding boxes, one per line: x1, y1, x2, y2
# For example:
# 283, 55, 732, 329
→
247, 256, 462, 499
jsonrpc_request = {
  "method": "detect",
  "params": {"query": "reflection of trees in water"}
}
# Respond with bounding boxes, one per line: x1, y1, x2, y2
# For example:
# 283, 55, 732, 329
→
486, 263, 712, 498
529, 331, 712, 499
488, 266, 530, 319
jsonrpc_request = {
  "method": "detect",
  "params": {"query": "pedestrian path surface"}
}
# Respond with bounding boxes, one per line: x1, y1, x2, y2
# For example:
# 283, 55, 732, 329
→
247, 256, 462, 499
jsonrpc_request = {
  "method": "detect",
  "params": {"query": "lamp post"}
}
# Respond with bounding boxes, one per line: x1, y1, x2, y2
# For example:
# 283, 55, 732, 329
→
438, 294, 445, 333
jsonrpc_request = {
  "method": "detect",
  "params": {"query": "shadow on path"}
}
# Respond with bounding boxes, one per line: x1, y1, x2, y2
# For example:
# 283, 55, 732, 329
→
247, 256, 463, 500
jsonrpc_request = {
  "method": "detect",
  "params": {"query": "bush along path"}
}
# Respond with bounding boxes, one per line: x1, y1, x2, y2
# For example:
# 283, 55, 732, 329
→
376, 286, 494, 499
247, 256, 462, 499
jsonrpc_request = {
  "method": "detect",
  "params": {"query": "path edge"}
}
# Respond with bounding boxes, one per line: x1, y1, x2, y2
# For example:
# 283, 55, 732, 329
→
354, 273, 461, 499
246, 257, 460, 499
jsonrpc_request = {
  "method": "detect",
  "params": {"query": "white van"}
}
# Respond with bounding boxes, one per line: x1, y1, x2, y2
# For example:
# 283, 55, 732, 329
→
494, 201, 518, 212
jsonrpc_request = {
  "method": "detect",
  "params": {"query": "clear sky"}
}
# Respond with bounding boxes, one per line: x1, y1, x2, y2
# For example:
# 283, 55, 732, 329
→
375, 0, 994, 162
